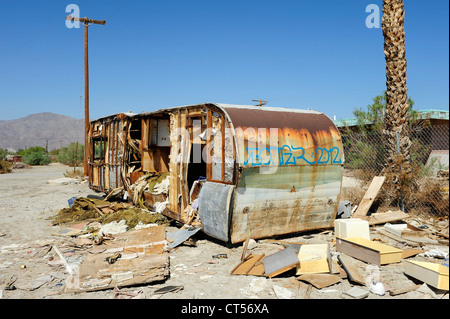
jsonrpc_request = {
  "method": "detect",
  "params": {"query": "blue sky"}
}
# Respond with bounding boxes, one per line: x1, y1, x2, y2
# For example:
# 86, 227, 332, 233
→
0, 0, 448, 121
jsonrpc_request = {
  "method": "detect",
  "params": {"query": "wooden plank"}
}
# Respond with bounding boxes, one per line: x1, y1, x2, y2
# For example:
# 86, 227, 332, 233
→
361, 210, 409, 226
248, 261, 265, 276
231, 254, 265, 276
179, 110, 188, 212
168, 112, 180, 215
353, 176, 386, 217
221, 115, 225, 181
206, 109, 213, 180
337, 254, 366, 286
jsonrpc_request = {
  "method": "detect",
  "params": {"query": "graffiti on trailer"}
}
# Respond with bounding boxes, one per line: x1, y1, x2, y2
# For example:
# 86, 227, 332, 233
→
244, 145, 342, 167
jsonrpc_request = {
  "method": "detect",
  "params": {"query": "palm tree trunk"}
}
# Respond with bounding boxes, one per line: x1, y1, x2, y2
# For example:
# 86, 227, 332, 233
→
382, 0, 412, 209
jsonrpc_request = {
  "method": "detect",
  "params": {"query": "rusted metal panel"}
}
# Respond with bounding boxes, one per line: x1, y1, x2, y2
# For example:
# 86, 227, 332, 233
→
230, 165, 342, 243
217, 105, 344, 244
198, 181, 235, 242
220, 105, 343, 169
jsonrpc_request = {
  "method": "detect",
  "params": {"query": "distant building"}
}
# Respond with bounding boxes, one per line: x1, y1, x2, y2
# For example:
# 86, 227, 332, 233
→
5, 155, 22, 163
334, 109, 449, 130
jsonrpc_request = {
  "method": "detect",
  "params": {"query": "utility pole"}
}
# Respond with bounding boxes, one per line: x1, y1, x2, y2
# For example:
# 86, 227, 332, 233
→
66, 15, 106, 178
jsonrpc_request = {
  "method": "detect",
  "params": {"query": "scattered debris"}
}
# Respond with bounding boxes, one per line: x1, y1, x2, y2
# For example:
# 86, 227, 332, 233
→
64, 226, 170, 293
389, 284, 421, 296
362, 210, 409, 226
273, 284, 295, 299
369, 280, 386, 296
212, 254, 227, 259
2, 166, 447, 300
51, 196, 169, 229
343, 286, 369, 299
297, 274, 341, 289
167, 226, 202, 249
154, 285, 184, 295
113, 286, 145, 299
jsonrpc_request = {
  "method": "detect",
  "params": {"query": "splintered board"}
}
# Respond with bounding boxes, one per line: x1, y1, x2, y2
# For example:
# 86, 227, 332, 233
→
336, 237, 403, 266
231, 254, 265, 276
404, 260, 449, 291
353, 176, 385, 218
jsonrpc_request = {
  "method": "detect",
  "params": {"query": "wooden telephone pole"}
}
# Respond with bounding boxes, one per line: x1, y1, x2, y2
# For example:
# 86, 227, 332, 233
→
66, 15, 106, 178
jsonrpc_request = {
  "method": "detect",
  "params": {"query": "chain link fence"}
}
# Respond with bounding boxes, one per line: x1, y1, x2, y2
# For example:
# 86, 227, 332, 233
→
339, 124, 449, 217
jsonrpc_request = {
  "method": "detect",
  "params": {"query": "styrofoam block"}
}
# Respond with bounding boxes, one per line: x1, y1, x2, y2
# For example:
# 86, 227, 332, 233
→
334, 218, 370, 240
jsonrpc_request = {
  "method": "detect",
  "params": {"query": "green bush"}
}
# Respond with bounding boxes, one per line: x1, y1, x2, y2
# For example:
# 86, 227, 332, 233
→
0, 148, 7, 160
22, 147, 51, 165
57, 142, 84, 166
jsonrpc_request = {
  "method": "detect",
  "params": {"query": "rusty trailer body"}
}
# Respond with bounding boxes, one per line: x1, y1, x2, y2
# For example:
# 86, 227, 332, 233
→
88, 103, 344, 243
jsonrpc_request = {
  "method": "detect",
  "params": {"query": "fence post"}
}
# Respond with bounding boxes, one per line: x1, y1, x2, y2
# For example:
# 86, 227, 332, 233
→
74, 142, 78, 173
395, 132, 405, 211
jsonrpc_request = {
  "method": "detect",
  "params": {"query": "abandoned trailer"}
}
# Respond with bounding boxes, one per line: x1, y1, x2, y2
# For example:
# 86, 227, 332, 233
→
87, 103, 344, 244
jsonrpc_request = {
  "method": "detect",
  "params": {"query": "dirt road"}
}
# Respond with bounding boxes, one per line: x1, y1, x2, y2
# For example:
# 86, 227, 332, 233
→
0, 164, 448, 301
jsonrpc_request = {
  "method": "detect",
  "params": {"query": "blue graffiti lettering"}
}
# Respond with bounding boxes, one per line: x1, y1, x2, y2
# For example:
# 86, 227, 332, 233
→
245, 145, 342, 167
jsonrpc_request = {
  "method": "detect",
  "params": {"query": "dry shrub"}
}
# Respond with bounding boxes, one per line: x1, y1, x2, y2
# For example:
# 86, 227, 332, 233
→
341, 185, 367, 207
413, 179, 449, 217
0, 160, 12, 174
377, 154, 449, 217
64, 169, 84, 178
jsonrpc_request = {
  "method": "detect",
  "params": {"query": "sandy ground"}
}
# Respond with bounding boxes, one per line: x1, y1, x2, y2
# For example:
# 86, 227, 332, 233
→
0, 164, 448, 302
